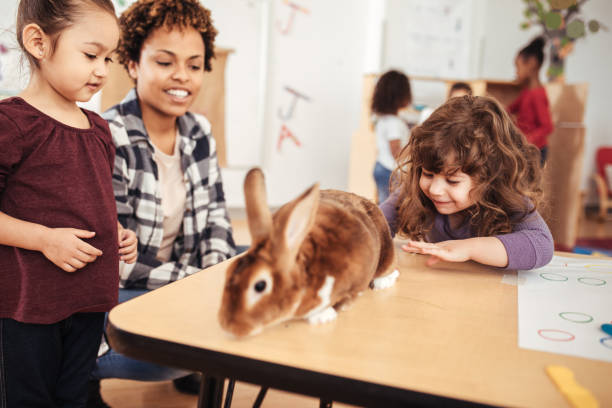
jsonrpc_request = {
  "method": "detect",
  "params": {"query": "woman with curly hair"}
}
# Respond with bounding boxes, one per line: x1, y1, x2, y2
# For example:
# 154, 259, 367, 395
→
88, 0, 235, 405
379, 95, 553, 270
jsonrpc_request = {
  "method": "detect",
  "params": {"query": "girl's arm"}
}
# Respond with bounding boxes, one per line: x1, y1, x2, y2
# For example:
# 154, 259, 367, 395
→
0, 211, 102, 272
402, 210, 554, 269
117, 221, 137, 264
379, 191, 400, 236
0, 114, 101, 272
389, 139, 401, 160
402, 237, 508, 267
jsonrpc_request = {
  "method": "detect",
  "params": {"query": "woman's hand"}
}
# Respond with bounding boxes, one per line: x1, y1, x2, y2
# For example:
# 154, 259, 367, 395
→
118, 223, 138, 264
41, 228, 102, 272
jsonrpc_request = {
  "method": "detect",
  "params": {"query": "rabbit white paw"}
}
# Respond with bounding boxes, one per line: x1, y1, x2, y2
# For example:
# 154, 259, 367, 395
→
307, 306, 338, 324
371, 269, 399, 290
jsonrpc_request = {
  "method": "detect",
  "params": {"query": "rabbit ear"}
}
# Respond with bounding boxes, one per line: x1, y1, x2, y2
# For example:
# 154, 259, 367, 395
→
244, 168, 272, 243
276, 183, 320, 255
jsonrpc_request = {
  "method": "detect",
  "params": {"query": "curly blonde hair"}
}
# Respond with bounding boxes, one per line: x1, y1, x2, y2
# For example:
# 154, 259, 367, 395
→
392, 95, 544, 240
116, 0, 217, 72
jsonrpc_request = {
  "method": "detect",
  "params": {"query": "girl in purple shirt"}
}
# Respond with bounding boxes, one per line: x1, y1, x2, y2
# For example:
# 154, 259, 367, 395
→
380, 95, 553, 270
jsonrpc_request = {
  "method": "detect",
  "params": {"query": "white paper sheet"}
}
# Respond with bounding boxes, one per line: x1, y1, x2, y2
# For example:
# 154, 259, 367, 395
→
518, 255, 612, 362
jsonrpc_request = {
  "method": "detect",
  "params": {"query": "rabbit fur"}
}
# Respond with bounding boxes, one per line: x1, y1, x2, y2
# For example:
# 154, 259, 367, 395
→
218, 168, 398, 337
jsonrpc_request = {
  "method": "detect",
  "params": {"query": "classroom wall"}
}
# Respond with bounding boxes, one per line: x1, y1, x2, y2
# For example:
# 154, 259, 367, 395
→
1, 0, 609, 209
220, 0, 374, 208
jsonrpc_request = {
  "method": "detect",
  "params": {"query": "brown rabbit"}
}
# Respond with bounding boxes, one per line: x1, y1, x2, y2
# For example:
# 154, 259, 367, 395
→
218, 168, 398, 337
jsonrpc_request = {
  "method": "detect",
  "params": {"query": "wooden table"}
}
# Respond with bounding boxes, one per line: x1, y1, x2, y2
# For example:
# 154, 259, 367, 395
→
107, 250, 612, 407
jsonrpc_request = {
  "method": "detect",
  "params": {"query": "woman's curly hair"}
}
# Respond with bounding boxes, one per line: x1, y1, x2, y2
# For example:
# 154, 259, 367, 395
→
392, 95, 544, 240
116, 0, 217, 72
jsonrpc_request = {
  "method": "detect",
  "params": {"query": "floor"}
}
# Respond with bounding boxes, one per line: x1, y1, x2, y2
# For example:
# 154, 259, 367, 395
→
101, 379, 354, 408
100, 212, 612, 408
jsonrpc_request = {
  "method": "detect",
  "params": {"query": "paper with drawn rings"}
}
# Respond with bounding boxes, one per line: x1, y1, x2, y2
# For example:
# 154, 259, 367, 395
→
518, 255, 612, 362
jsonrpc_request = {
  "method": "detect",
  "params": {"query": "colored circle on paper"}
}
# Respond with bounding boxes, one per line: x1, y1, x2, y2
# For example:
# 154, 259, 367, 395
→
577, 277, 607, 286
540, 272, 568, 281
600, 337, 612, 350
559, 312, 593, 323
537, 329, 575, 342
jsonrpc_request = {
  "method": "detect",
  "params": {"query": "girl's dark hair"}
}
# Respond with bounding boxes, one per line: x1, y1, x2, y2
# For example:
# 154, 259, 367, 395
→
16, 0, 116, 69
448, 81, 472, 97
116, 0, 217, 72
518, 36, 546, 68
392, 95, 543, 239
371, 70, 412, 115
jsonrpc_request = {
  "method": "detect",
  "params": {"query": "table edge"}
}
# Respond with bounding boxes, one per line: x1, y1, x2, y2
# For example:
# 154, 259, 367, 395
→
106, 321, 497, 408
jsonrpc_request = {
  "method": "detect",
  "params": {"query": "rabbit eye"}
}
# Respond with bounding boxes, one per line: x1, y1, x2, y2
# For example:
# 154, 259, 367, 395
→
254, 280, 267, 293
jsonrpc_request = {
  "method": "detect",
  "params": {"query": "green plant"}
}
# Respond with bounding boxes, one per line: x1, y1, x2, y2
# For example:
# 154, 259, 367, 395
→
520, 0, 605, 82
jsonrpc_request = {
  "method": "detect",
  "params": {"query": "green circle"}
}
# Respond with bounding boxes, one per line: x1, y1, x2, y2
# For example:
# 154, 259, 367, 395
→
540, 272, 568, 281
544, 12, 563, 29
567, 20, 586, 39
559, 312, 594, 323
577, 277, 606, 286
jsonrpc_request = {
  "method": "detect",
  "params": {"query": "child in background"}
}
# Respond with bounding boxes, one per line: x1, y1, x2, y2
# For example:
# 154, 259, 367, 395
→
447, 81, 472, 99
508, 36, 554, 164
380, 95, 554, 270
0, 0, 137, 406
371, 70, 412, 203
419, 81, 473, 124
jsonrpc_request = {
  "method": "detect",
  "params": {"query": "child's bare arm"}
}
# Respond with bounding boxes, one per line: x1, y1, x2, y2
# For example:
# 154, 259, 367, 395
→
402, 237, 509, 268
0, 211, 102, 272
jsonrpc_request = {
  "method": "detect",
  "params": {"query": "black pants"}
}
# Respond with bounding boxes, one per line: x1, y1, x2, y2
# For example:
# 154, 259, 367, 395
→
540, 146, 548, 166
0, 313, 105, 408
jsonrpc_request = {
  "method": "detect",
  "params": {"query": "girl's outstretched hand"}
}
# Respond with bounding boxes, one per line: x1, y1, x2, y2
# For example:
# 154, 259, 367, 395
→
401, 239, 471, 266
118, 224, 138, 264
41, 228, 103, 272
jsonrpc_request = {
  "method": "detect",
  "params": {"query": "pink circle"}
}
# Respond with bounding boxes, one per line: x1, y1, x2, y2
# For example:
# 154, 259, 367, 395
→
537, 329, 575, 342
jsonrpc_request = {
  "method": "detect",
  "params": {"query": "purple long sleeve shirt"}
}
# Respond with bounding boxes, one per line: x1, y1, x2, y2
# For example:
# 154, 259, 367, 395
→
380, 192, 554, 270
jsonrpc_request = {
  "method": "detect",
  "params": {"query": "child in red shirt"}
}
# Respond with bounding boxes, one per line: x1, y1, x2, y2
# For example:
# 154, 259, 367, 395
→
508, 36, 554, 164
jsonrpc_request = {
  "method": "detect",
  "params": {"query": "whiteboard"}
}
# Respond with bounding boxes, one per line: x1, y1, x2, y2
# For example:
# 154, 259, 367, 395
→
383, 0, 475, 79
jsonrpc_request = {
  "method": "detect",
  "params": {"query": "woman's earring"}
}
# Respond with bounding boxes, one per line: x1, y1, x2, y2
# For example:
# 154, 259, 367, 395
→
39, 47, 44, 57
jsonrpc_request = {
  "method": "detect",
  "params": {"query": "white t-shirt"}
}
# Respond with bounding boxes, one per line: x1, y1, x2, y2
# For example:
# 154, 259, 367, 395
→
151, 132, 186, 262
374, 114, 410, 170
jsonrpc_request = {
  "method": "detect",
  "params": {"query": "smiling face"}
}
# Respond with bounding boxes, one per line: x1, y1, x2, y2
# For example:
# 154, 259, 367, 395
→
39, 8, 119, 103
128, 26, 205, 120
419, 167, 475, 215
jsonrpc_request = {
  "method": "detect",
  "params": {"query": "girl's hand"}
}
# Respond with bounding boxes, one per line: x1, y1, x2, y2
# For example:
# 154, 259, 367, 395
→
118, 225, 138, 264
41, 228, 103, 272
402, 239, 472, 266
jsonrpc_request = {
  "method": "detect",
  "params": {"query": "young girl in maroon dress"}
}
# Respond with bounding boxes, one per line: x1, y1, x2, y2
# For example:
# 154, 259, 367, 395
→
0, 1, 136, 406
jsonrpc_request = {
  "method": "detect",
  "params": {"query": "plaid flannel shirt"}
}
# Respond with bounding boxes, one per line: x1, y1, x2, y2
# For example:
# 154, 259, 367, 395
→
103, 89, 236, 289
